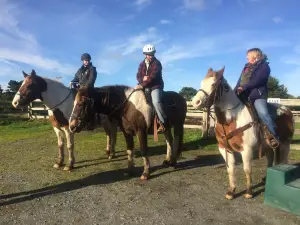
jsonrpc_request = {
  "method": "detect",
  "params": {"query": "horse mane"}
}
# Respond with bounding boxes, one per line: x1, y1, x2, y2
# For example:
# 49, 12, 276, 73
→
94, 85, 133, 93
42, 77, 68, 89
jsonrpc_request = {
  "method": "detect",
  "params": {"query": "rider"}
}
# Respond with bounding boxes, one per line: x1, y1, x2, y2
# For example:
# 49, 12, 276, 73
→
234, 48, 279, 148
70, 53, 97, 98
136, 44, 167, 132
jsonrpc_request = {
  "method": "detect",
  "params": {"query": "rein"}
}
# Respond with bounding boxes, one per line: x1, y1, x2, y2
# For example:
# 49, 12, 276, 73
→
47, 89, 73, 111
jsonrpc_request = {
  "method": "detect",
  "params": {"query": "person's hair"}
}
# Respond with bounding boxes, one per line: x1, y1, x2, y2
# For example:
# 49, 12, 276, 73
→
247, 48, 267, 61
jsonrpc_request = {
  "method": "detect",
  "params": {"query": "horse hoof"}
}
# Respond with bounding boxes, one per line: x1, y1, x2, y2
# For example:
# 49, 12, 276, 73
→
108, 154, 115, 160
140, 173, 149, 180
225, 192, 235, 200
162, 160, 170, 166
63, 166, 73, 171
53, 163, 61, 169
261, 176, 266, 184
244, 193, 253, 199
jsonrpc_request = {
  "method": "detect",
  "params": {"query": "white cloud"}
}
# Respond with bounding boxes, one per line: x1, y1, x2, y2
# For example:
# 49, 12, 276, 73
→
107, 27, 166, 57
160, 20, 171, 25
0, 0, 77, 76
134, 0, 152, 11
272, 17, 283, 24
182, 0, 222, 11
159, 31, 289, 65
281, 55, 300, 66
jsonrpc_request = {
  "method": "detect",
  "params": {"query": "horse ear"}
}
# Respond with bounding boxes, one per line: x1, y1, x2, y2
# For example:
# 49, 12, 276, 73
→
22, 71, 29, 78
31, 69, 36, 76
216, 66, 225, 79
208, 68, 213, 73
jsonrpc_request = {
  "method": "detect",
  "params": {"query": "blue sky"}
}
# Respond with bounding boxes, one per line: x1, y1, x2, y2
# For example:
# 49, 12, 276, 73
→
0, 0, 300, 96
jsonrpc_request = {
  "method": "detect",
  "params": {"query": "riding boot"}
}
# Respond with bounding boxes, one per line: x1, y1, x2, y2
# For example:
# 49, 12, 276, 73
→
263, 125, 280, 149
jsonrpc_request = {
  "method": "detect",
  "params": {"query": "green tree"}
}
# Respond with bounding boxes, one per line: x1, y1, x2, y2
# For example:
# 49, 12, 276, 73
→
179, 87, 198, 101
0, 85, 3, 94
267, 76, 292, 98
7, 80, 23, 93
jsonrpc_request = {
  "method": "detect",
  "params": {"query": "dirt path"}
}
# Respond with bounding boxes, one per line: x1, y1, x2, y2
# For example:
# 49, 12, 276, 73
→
1, 156, 299, 224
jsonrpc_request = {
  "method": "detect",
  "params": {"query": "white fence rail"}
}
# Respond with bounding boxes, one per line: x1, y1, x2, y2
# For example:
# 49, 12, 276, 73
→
28, 99, 300, 137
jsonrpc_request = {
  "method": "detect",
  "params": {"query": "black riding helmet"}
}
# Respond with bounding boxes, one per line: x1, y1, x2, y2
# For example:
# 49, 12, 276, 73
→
81, 53, 91, 61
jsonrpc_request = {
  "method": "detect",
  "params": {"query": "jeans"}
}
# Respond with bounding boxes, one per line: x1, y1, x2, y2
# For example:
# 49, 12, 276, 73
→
151, 88, 166, 124
254, 99, 278, 138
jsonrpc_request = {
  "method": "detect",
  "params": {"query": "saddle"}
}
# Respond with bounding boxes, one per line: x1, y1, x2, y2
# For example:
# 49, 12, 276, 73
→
244, 102, 280, 149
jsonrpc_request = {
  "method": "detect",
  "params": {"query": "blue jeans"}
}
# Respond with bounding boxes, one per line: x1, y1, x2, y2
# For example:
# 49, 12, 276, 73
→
254, 99, 277, 138
151, 89, 166, 124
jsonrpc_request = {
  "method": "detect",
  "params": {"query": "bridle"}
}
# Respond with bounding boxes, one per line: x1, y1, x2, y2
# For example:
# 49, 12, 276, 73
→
198, 76, 225, 110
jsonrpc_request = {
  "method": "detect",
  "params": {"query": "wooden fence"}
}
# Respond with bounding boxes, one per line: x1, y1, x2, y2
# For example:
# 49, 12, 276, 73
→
1, 99, 300, 138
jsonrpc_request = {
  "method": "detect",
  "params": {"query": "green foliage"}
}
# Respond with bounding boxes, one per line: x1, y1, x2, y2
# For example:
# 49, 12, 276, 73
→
179, 87, 198, 101
267, 76, 292, 98
7, 80, 23, 93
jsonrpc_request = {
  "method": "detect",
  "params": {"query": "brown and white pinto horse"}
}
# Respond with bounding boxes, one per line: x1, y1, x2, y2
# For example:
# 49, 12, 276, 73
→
11, 70, 117, 171
69, 85, 187, 180
192, 67, 294, 199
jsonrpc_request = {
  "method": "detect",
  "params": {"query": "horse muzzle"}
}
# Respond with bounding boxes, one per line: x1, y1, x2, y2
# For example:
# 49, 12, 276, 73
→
69, 119, 82, 133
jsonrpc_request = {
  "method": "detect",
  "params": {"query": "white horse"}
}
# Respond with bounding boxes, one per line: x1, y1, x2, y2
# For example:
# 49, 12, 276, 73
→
12, 70, 118, 171
192, 67, 294, 199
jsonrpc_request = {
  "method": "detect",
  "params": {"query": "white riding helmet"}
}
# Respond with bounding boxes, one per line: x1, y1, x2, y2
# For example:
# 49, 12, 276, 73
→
143, 44, 156, 56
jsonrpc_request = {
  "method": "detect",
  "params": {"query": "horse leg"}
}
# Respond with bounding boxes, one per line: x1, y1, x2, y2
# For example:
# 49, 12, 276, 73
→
241, 147, 253, 199
137, 130, 150, 180
102, 119, 112, 158
124, 132, 135, 175
279, 140, 290, 164
109, 119, 118, 160
162, 127, 174, 166
53, 127, 64, 169
261, 146, 275, 184
219, 147, 236, 200
63, 128, 75, 171
173, 123, 184, 161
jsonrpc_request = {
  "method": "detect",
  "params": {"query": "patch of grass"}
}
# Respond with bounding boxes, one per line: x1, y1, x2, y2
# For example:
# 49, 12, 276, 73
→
295, 122, 300, 129
0, 119, 52, 142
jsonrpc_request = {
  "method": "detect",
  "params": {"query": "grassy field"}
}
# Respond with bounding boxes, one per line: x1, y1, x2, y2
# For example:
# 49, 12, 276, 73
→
0, 120, 299, 189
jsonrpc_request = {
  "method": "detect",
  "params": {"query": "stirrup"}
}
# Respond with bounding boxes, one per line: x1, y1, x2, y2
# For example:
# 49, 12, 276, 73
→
269, 136, 280, 149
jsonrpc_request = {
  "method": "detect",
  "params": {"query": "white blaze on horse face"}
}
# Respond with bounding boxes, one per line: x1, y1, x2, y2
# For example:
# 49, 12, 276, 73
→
12, 80, 26, 108
192, 77, 215, 109
69, 99, 78, 125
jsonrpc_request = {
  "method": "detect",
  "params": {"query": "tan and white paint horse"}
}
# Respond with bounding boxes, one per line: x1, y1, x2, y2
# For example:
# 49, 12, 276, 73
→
69, 85, 187, 180
192, 67, 294, 199
12, 70, 117, 171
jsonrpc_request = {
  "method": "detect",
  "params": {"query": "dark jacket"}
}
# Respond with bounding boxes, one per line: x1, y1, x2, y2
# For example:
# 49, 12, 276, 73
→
71, 63, 97, 88
136, 57, 164, 90
234, 60, 270, 102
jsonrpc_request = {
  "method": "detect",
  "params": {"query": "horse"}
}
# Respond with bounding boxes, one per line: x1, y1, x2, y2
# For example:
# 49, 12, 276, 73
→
11, 69, 118, 171
191, 67, 294, 200
69, 85, 187, 180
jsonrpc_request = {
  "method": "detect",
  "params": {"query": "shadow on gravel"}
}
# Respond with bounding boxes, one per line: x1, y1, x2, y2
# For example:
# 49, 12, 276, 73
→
0, 154, 224, 207
0, 167, 140, 207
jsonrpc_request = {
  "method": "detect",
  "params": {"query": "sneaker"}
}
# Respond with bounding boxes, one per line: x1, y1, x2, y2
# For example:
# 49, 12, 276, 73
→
157, 123, 166, 133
